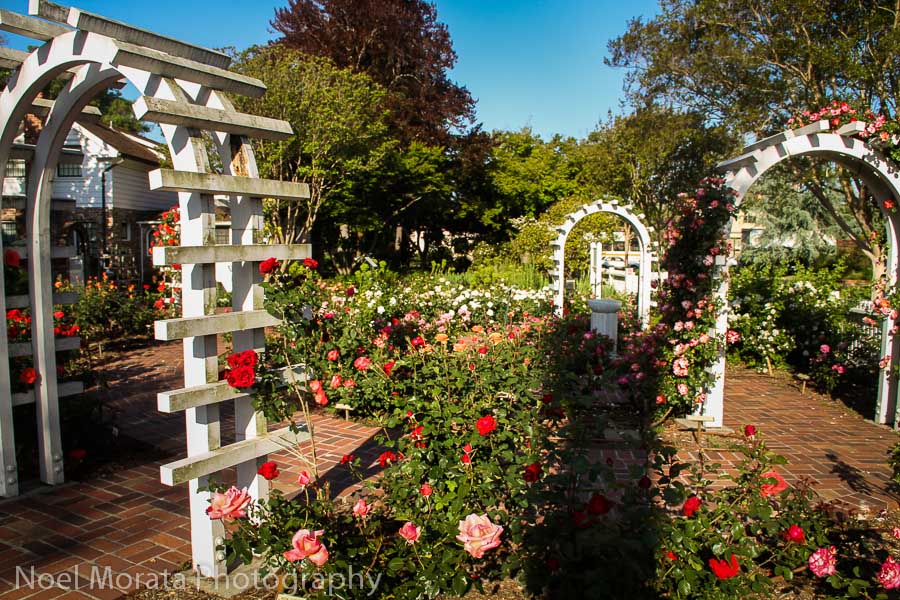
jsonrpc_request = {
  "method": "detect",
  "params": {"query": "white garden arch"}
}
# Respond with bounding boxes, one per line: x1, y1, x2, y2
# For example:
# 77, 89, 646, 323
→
550, 199, 655, 327
705, 120, 900, 428
0, 2, 311, 577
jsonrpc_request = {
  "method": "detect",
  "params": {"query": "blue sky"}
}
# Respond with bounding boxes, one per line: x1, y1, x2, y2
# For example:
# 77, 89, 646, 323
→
1, 0, 661, 140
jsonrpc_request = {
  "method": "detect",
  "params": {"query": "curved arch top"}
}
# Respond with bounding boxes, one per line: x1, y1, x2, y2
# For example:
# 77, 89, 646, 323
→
550, 199, 655, 327
705, 120, 900, 428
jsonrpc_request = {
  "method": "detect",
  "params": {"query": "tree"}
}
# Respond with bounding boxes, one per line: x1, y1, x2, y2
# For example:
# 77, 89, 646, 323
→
606, 0, 900, 280
578, 107, 738, 249
271, 0, 475, 146
482, 128, 583, 238
231, 45, 394, 245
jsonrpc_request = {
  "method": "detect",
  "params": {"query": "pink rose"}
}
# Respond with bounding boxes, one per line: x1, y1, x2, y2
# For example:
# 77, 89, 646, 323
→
352, 498, 370, 517
456, 513, 503, 558
820, 344, 831, 354
398, 521, 421, 544
879, 556, 900, 590
808, 546, 837, 577
327, 349, 339, 361
297, 470, 312, 488
283, 529, 329, 567
354, 356, 372, 371
206, 486, 251, 521
677, 383, 689, 396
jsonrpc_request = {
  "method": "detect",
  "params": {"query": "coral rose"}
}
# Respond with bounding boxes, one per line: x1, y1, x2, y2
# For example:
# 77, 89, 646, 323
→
283, 529, 329, 566
353, 356, 372, 371
398, 521, 421, 544
327, 349, 339, 361
456, 513, 503, 558
760, 470, 789, 497
207, 486, 251, 521
808, 546, 837, 577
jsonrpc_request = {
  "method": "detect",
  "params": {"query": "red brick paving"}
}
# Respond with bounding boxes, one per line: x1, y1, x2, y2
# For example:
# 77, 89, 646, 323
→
1, 344, 898, 598
674, 368, 900, 513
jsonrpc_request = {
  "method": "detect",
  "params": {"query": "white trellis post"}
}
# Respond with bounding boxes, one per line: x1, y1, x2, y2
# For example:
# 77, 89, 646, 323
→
711, 119, 900, 427
0, 2, 313, 577
589, 241, 603, 298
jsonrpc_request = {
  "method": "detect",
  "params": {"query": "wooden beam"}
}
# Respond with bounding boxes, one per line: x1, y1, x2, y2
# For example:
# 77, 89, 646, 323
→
133, 96, 292, 141
837, 121, 867, 136
154, 309, 279, 341
5, 292, 78, 309
160, 425, 310, 486
0, 9, 69, 40
12, 381, 83, 407
148, 169, 310, 200
153, 243, 311, 266
13, 246, 77, 259
108, 40, 264, 98
0, 47, 29, 70
9, 336, 80, 358
158, 365, 310, 413
31, 97, 101, 119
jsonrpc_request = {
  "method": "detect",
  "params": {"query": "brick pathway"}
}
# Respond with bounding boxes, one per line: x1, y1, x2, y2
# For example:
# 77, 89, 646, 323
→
0, 341, 383, 600
673, 368, 900, 513
1, 346, 898, 599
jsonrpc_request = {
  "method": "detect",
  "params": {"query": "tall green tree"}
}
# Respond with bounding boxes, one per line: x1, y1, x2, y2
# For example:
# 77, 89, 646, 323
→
231, 45, 394, 245
578, 107, 738, 248
607, 0, 900, 280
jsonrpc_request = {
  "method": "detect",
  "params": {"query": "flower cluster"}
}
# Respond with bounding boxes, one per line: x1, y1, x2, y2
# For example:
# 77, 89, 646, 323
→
223, 349, 258, 389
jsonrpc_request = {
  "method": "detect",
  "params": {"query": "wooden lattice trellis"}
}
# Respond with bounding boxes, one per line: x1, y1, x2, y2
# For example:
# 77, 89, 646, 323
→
708, 120, 900, 429
0, 1, 310, 576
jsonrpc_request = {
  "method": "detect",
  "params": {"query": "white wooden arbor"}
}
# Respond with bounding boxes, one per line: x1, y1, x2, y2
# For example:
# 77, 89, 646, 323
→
550, 199, 655, 327
706, 120, 900, 428
0, 1, 311, 577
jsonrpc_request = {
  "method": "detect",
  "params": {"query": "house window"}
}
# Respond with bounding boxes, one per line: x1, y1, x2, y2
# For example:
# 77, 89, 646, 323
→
215, 226, 230, 245
56, 162, 82, 178
120, 221, 132, 242
5, 160, 25, 178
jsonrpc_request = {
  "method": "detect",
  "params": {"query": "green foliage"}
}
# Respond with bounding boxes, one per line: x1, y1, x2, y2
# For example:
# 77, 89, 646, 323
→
727, 262, 877, 391
230, 46, 394, 245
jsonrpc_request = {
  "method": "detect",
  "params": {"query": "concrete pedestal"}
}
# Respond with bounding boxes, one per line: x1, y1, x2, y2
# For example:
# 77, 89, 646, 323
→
588, 298, 621, 354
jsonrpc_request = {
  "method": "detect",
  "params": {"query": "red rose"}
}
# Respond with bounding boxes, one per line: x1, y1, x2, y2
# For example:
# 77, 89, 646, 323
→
743, 424, 756, 438
523, 462, 541, 483
476, 415, 497, 436
303, 257, 318, 270
420, 483, 433, 497
708, 554, 740, 579
67, 448, 88, 461
665, 550, 677, 561
587, 493, 613, 515
346, 286, 355, 297
378, 451, 397, 468
19, 367, 37, 386
383, 361, 395, 376
258, 257, 279, 275
53, 311, 65, 319
4, 249, 21, 268
340, 454, 355, 465
682, 495, 702, 517
784, 524, 805, 544
638, 475, 652, 489
257, 461, 280, 480
461, 453, 471, 465
410, 336, 425, 348
354, 356, 372, 371
225, 365, 255, 389
237, 349, 258, 368
327, 349, 339, 361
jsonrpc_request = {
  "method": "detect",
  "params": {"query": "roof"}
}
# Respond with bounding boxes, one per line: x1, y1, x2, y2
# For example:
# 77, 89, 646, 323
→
74, 120, 163, 166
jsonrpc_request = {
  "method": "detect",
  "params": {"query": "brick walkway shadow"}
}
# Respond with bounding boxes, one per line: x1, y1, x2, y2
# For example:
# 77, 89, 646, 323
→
0, 340, 384, 600
675, 367, 900, 513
